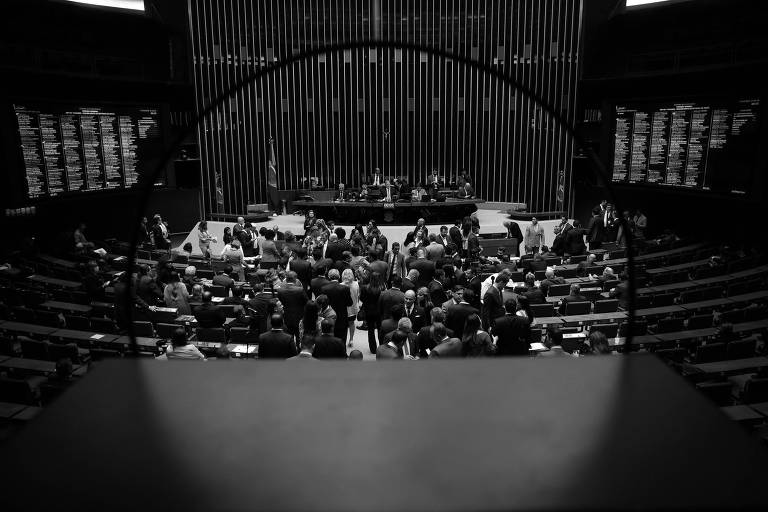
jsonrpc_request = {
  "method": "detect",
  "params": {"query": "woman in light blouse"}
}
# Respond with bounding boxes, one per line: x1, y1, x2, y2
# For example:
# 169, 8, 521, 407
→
221, 239, 246, 281
197, 221, 217, 259
341, 268, 360, 347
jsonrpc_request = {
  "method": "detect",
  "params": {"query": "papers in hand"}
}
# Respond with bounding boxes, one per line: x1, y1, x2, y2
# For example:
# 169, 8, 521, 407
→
530, 342, 547, 352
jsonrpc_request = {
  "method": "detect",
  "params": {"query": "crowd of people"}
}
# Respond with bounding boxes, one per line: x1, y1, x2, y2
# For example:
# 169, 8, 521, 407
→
119, 204, 644, 361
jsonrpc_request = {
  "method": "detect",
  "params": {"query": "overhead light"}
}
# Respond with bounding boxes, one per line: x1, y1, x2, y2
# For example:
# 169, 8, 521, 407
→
64, 0, 145, 11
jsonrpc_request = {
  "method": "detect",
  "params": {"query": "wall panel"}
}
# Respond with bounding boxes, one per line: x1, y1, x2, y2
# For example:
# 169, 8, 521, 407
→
188, 0, 583, 215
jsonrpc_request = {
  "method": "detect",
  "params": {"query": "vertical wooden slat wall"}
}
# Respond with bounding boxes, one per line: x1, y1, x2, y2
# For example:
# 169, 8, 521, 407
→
187, 0, 583, 217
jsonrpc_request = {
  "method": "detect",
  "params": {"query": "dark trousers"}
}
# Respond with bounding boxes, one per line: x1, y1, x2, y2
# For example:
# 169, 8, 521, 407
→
334, 319, 348, 346
366, 314, 381, 354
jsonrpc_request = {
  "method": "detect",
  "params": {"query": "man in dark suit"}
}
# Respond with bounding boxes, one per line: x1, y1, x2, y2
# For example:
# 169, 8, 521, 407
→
320, 269, 353, 344
312, 320, 347, 359
428, 269, 448, 307
324, 233, 345, 264
383, 242, 406, 285
464, 270, 483, 311
416, 307, 454, 358
409, 249, 436, 288
151, 214, 171, 251
379, 274, 405, 321
522, 273, 546, 305
380, 179, 397, 203
586, 208, 605, 250
286, 335, 316, 361
247, 283, 277, 335
232, 216, 246, 240
334, 183, 349, 202
380, 304, 404, 343
259, 314, 298, 359
240, 223, 256, 257
367, 250, 389, 277
558, 284, 589, 315
376, 330, 406, 360
449, 220, 463, 249
482, 273, 508, 331
442, 285, 463, 313
276, 271, 308, 342
565, 220, 587, 256
428, 323, 463, 358
403, 290, 426, 332
193, 292, 226, 328
491, 299, 531, 356
212, 266, 236, 296
526, 253, 548, 274
382, 318, 419, 359
446, 289, 479, 338
310, 268, 331, 300
288, 248, 313, 296
333, 251, 353, 276
503, 220, 524, 257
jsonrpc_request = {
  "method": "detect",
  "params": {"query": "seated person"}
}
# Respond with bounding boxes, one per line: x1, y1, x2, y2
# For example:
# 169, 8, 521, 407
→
334, 182, 349, 202
159, 327, 206, 360
412, 182, 427, 201
380, 179, 397, 202
359, 183, 369, 201
456, 181, 475, 199
370, 169, 383, 187
428, 169, 443, 188
428, 181, 441, 201
193, 291, 226, 328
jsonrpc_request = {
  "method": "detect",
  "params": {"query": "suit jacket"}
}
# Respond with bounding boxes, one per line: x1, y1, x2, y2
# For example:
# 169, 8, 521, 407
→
379, 288, 405, 320
428, 280, 448, 307
151, 223, 171, 250
380, 317, 399, 339
523, 287, 546, 305
310, 276, 331, 299
416, 325, 455, 357
449, 226, 463, 249
325, 240, 347, 263
425, 242, 445, 261
446, 302, 479, 338
403, 305, 426, 332
212, 273, 235, 296
313, 333, 347, 359
491, 314, 531, 356
248, 292, 277, 334
466, 233, 481, 259
383, 251, 406, 280
506, 222, 524, 256
401, 278, 417, 293
320, 281, 353, 323
334, 189, 349, 202
429, 337, 463, 358
576, 261, 592, 278
368, 259, 389, 277
481, 286, 505, 331
380, 185, 396, 202
193, 303, 226, 328
565, 228, 587, 256
526, 258, 548, 273
289, 258, 313, 295
587, 216, 605, 244
409, 258, 435, 288
259, 329, 297, 359
287, 352, 317, 361
466, 276, 483, 310
277, 284, 308, 330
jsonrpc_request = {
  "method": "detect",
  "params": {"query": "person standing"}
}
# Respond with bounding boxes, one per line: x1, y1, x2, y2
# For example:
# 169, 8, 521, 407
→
360, 271, 386, 354
197, 221, 216, 259
320, 269, 354, 345
221, 239, 246, 281
383, 242, 406, 285
151, 214, 171, 252
587, 208, 605, 251
524, 217, 545, 255
341, 268, 360, 347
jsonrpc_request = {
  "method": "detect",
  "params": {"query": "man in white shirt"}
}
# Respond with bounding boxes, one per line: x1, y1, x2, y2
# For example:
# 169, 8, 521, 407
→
380, 179, 395, 203
158, 328, 205, 361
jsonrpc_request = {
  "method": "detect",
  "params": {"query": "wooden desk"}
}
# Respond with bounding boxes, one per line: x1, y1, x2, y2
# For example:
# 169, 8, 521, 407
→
561, 312, 627, 324
0, 322, 59, 337
728, 291, 768, 303
655, 328, 717, 342
0, 401, 27, 419
610, 335, 661, 347
720, 405, 764, 423
40, 301, 93, 315
648, 281, 703, 293
732, 319, 768, 333
51, 329, 121, 345
635, 305, 686, 318
39, 254, 79, 269
680, 298, 732, 312
729, 264, 768, 280
0, 355, 11, 363
686, 357, 768, 376
114, 336, 162, 352
27, 274, 82, 289
0, 357, 70, 375
531, 317, 563, 327
646, 259, 710, 275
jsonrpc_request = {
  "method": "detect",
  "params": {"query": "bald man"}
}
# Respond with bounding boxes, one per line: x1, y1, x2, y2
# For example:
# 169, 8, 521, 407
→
403, 289, 426, 332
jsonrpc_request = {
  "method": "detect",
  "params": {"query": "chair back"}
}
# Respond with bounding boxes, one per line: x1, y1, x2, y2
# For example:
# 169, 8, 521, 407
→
594, 299, 618, 314
590, 323, 618, 339
694, 342, 727, 363
564, 301, 591, 316
687, 314, 713, 330
547, 283, 571, 297
656, 317, 685, 334
21, 338, 50, 360
132, 321, 155, 337
726, 339, 756, 360
530, 303, 554, 318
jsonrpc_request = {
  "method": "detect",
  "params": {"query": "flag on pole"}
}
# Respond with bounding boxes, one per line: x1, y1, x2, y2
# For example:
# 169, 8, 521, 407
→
556, 169, 566, 208
267, 136, 279, 213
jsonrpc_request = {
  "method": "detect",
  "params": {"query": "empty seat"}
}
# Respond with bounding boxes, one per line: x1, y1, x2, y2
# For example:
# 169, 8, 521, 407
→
64, 314, 90, 331
594, 299, 618, 314
721, 309, 746, 324
564, 301, 591, 316
601, 280, 620, 292
209, 285, 227, 298
547, 283, 571, 297
590, 323, 619, 339
695, 342, 727, 364
21, 290, 48, 308
195, 327, 227, 343
569, 255, 587, 264
12, 306, 36, 323
679, 291, 702, 304
131, 321, 155, 338
619, 319, 648, 337
48, 342, 90, 365
687, 314, 714, 330
727, 339, 756, 360
21, 338, 50, 360
0, 377, 40, 405
534, 270, 547, 281
742, 378, 768, 404
90, 317, 117, 334
229, 327, 260, 344
156, 323, 182, 340
655, 347, 687, 364
218, 304, 238, 318
635, 295, 652, 309
696, 382, 733, 406
699, 286, 725, 301
530, 303, 554, 318
70, 291, 91, 305
556, 268, 577, 279
653, 294, 676, 307
34, 309, 62, 328
656, 317, 685, 334
529, 328, 543, 343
